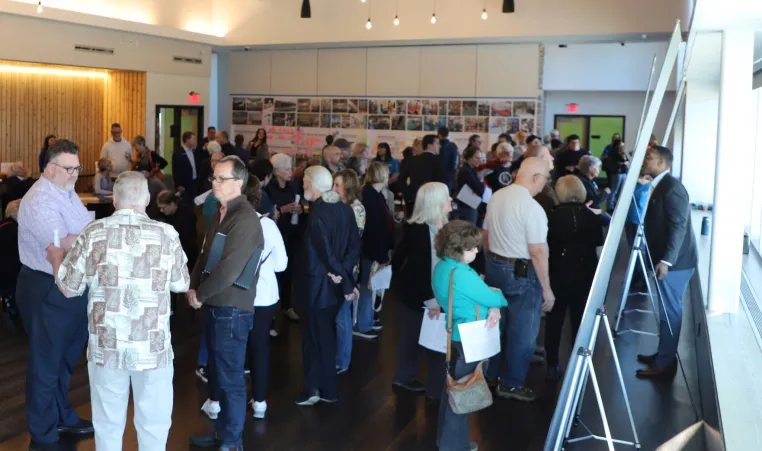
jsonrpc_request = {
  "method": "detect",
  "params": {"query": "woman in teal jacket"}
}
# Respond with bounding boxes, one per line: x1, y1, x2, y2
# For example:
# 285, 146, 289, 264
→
432, 220, 507, 451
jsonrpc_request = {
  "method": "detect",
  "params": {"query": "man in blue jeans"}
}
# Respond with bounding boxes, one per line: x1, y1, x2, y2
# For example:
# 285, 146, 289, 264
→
482, 157, 556, 402
187, 156, 265, 451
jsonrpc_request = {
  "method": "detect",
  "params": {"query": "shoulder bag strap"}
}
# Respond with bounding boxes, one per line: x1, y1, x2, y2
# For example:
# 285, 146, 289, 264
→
446, 268, 456, 365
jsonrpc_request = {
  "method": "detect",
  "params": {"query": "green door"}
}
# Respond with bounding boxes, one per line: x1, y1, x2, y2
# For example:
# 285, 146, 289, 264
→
555, 116, 588, 148
588, 116, 624, 159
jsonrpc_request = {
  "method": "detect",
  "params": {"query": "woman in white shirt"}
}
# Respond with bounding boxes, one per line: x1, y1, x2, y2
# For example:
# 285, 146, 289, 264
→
245, 176, 288, 419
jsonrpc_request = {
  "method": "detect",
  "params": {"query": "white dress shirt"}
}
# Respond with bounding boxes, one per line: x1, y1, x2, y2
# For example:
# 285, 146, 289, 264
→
253, 213, 288, 307
101, 139, 133, 175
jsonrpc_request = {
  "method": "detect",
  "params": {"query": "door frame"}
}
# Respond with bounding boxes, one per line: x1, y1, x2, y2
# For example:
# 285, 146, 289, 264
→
154, 105, 205, 157
553, 114, 626, 149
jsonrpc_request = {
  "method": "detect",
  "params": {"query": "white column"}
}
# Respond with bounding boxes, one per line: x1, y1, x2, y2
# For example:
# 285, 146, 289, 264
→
708, 29, 755, 313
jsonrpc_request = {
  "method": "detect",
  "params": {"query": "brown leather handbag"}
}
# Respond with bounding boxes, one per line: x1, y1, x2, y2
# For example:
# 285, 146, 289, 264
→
445, 268, 493, 415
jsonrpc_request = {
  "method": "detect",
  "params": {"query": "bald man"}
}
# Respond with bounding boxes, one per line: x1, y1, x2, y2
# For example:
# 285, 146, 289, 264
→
482, 157, 556, 403
512, 146, 559, 215
322, 146, 343, 175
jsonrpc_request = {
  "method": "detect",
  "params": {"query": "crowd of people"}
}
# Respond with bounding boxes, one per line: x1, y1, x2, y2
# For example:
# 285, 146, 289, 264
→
9, 123, 696, 451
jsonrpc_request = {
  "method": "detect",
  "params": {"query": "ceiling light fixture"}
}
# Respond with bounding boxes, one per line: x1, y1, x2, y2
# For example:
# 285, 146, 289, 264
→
300, 0, 311, 18
393, 0, 399, 25
482, 0, 488, 19
37, 1, 43, 13
394, 15, 399, 26
431, 0, 436, 24
0, 64, 107, 78
361, 0, 366, 3
366, 18, 372, 29
502, 0, 515, 13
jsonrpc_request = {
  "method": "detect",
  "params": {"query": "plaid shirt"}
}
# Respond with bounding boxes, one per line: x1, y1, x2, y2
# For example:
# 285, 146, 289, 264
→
56, 209, 190, 371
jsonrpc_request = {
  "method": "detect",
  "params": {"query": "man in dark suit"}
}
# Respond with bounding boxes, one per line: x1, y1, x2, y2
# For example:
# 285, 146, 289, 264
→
172, 131, 199, 205
437, 127, 459, 195
636, 145, 697, 379
294, 165, 360, 406
398, 134, 445, 216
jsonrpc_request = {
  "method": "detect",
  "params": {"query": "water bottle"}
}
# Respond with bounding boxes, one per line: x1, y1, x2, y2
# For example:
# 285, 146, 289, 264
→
701, 217, 710, 236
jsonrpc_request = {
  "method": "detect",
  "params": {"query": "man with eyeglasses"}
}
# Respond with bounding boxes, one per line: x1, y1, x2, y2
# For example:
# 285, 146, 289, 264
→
482, 157, 556, 403
188, 156, 264, 451
16, 139, 94, 450
100, 122, 132, 176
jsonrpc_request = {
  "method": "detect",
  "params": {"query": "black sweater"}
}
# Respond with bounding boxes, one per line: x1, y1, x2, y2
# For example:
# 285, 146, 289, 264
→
391, 222, 434, 310
361, 184, 393, 263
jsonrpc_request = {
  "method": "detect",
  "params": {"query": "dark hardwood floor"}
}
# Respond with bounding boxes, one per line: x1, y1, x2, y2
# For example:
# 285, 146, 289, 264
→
0, 237, 703, 451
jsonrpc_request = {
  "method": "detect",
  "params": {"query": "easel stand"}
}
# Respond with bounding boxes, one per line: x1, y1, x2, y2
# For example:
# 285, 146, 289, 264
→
614, 223, 660, 336
559, 307, 641, 451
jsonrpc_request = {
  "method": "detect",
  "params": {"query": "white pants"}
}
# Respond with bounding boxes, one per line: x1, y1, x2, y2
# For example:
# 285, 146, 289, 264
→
88, 361, 174, 451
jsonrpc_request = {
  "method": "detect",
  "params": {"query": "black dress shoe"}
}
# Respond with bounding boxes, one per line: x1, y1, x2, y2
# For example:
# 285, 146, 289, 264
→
636, 353, 657, 365
57, 419, 94, 435
636, 360, 677, 379
29, 442, 59, 451
189, 434, 222, 448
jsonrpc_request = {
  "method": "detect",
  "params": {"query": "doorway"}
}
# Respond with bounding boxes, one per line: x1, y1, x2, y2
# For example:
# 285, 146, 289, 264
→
155, 105, 204, 175
554, 115, 625, 158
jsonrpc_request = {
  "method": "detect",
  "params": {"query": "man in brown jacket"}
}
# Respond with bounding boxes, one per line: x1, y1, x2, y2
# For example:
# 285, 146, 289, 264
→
187, 156, 264, 451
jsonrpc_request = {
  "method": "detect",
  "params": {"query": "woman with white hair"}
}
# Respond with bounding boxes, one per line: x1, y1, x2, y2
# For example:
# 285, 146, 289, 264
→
575, 155, 604, 207
390, 182, 450, 398
294, 165, 361, 406
266, 153, 303, 322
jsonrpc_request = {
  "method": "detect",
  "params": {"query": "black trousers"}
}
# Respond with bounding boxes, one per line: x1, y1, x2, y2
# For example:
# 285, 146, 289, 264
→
16, 266, 88, 445
544, 289, 586, 367
393, 304, 446, 398
301, 304, 341, 399
276, 234, 301, 311
247, 304, 276, 402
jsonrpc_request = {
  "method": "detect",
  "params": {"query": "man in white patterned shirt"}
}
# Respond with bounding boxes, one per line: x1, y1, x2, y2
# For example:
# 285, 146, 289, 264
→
46, 172, 190, 451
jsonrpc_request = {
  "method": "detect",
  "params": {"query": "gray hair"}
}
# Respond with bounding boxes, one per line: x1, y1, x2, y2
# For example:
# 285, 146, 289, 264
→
45, 139, 79, 165
555, 175, 587, 204
218, 155, 249, 188
409, 182, 450, 227
578, 155, 601, 175
270, 153, 293, 170
114, 171, 149, 207
304, 165, 333, 195
495, 142, 514, 158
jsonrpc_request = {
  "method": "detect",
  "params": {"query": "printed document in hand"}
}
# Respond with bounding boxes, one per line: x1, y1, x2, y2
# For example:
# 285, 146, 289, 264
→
481, 186, 493, 204
457, 320, 501, 363
419, 310, 447, 354
456, 184, 482, 209
194, 190, 212, 206
370, 266, 392, 291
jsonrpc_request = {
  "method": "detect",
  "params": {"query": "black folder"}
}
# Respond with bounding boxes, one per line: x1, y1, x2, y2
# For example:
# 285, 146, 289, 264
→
202, 232, 263, 290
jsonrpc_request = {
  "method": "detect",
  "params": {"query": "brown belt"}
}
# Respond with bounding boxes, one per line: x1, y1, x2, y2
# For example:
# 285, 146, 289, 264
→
491, 253, 517, 263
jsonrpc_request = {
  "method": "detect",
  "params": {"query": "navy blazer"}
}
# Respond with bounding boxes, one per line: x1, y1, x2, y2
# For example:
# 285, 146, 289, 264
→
644, 173, 698, 271
172, 147, 199, 199
295, 192, 361, 310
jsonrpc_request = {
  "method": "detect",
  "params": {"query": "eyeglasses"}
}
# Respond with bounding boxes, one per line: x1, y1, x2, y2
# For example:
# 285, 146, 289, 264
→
51, 163, 84, 175
211, 175, 239, 184
534, 173, 551, 180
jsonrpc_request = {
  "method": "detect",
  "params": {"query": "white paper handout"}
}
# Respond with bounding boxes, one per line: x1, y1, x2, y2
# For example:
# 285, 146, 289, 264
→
419, 310, 447, 354
194, 189, 212, 206
291, 194, 301, 225
457, 320, 501, 363
456, 184, 482, 209
370, 265, 392, 291
481, 186, 493, 204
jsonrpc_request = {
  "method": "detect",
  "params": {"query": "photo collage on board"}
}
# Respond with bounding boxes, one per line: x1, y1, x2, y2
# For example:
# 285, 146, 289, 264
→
232, 96, 537, 135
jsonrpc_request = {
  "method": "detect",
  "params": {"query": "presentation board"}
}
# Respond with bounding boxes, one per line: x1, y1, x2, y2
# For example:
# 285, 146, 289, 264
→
230, 95, 537, 157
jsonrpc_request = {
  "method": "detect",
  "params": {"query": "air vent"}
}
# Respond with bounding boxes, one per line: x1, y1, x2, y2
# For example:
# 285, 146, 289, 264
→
74, 45, 115, 55
173, 56, 203, 65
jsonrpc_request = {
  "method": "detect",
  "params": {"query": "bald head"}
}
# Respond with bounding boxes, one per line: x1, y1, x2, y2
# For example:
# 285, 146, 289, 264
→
516, 157, 552, 196
11, 161, 25, 178
524, 146, 554, 171
323, 146, 341, 166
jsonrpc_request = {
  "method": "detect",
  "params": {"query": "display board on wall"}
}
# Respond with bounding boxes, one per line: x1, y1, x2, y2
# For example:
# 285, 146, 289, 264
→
230, 95, 537, 157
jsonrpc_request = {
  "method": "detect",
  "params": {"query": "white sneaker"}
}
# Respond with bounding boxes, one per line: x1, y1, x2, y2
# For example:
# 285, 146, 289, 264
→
269, 329, 279, 337
284, 308, 300, 321
201, 399, 220, 420
250, 399, 267, 419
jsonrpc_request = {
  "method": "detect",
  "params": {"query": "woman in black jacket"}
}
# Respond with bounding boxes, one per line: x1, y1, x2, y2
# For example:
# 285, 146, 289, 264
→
354, 162, 393, 340
544, 176, 604, 381
131, 135, 168, 174
391, 182, 451, 397
454, 147, 484, 225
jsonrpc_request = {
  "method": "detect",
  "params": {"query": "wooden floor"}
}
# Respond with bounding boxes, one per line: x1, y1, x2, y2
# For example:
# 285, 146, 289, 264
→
0, 239, 703, 451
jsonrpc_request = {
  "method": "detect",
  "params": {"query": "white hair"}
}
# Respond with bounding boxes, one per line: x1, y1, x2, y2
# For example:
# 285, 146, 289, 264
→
207, 141, 221, 155
114, 171, 149, 208
495, 142, 514, 158
408, 182, 450, 226
578, 155, 601, 175
304, 165, 333, 195
270, 153, 293, 170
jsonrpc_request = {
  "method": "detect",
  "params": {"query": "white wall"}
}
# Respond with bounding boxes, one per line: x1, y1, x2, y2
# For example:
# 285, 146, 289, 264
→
681, 81, 719, 204
543, 91, 676, 149
544, 42, 677, 91
145, 73, 211, 152
0, 12, 211, 77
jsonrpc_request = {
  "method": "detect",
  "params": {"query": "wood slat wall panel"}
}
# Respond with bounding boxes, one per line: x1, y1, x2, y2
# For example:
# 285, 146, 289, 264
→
0, 60, 145, 178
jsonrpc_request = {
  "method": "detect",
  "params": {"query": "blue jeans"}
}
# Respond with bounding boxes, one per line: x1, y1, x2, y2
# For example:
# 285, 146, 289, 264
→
204, 306, 254, 448
484, 255, 542, 388
335, 300, 353, 370
655, 268, 694, 366
355, 258, 374, 333
197, 327, 208, 367
607, 173, 626, 211
437, 342, 479, 450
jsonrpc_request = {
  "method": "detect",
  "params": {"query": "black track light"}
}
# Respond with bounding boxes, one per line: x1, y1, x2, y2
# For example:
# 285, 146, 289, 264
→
301, 0, 311, 18
502, 0, 515, 13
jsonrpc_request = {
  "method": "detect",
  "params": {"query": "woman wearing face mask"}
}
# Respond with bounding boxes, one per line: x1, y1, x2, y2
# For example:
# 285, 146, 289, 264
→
454, 147, 485, 225
431, 220, 507, 451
